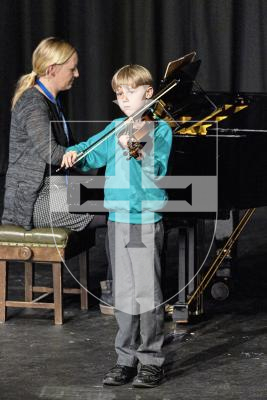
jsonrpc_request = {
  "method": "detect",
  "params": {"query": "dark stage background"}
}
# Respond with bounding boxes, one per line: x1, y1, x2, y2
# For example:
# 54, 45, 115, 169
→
0, 0, 267, 177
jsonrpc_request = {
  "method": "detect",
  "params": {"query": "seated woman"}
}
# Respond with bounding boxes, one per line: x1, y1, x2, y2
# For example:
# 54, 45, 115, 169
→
2, 37, 104, 231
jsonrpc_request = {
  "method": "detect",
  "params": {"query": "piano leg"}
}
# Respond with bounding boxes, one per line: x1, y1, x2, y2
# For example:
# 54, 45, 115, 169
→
164, 217, 219, 324
172, 226, 191, 323
172, 221, 204, 324
211, 211, 238, 300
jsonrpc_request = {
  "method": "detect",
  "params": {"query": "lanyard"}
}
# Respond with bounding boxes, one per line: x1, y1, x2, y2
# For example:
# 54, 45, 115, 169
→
36, 78, 70, 144
36, 78, 70, 184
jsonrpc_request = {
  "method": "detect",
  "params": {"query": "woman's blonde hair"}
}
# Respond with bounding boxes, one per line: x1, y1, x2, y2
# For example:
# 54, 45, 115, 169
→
111, 64, 153, 92
11, 37, 76, 109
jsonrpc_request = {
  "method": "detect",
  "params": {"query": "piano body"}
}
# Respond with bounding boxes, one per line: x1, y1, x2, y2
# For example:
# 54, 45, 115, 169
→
169, 92, 267, 212
157, 59, 267, 322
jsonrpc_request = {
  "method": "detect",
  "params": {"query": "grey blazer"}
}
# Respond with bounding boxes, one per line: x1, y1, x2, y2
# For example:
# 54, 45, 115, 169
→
2, 87, 71, 230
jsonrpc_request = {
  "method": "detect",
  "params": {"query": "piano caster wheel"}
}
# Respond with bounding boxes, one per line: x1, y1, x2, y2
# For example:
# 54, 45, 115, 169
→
211, 280, 230, 301
172, 304, 190, 324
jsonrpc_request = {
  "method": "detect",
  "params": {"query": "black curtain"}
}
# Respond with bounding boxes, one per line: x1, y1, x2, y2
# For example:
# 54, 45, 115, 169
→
1, 0, 267, 175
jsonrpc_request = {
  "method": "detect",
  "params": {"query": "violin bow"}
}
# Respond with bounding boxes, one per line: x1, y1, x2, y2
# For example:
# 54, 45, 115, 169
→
57, 78, 179, 172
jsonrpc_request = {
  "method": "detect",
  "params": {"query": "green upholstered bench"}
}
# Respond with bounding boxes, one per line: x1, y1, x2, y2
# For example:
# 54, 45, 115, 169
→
0, 225, 95, 324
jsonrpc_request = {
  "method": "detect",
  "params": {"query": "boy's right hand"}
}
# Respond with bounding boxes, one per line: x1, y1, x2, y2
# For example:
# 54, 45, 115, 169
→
61, 151, 78, 169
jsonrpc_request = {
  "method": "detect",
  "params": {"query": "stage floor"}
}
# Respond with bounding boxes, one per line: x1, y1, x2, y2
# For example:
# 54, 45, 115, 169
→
0, 208, 267, 400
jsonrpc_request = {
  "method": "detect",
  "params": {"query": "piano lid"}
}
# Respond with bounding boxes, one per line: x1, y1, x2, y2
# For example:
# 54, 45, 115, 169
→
204, 92, 267, 131
155, 54, 267, 133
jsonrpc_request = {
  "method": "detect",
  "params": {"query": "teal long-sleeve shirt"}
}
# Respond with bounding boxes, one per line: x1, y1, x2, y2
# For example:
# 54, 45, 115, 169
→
67, 117, 172, 224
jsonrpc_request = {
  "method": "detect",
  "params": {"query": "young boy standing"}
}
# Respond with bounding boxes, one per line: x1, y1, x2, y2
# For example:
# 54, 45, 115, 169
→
61, 65, 172, 388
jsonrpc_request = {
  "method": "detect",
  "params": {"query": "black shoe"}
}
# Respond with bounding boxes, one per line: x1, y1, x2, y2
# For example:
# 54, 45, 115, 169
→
132, 364, 164, 388
103, 364, 137, 386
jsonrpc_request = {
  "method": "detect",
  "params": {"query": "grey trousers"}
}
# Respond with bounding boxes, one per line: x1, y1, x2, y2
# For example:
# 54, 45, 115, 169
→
108, 220, 165, 367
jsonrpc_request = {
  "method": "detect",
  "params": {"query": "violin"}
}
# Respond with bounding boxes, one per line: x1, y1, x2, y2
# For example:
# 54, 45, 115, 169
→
121, 108, 159, 160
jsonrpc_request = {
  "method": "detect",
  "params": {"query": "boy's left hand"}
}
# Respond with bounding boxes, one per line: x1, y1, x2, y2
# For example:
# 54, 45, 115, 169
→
118, 134, 130, 149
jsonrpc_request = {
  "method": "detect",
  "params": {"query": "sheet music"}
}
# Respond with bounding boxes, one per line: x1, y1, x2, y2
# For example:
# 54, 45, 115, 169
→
164, 51, 196, 79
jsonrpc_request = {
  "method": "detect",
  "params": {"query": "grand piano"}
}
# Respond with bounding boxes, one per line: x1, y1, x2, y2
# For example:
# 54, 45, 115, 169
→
156, 54, 267, 322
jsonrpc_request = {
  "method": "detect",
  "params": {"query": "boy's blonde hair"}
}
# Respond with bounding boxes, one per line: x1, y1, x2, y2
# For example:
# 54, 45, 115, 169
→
12, 37, 76, 109
111, 64, 153, 92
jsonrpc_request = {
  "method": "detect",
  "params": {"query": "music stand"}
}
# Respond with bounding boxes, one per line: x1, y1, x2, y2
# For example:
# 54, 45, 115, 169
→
159, 52, 218, 133
160, 52, 201, 105
163, 51, 196, 80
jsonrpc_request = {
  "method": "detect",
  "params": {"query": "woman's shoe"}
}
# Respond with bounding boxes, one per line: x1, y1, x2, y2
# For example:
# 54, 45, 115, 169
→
99, 280, 114, 315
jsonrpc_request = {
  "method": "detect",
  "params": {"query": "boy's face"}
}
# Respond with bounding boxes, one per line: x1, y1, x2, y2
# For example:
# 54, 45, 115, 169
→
115, 84, 153, 117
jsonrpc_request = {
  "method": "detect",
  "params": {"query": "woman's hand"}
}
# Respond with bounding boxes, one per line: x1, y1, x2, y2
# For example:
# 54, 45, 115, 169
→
61, 151, 78, 169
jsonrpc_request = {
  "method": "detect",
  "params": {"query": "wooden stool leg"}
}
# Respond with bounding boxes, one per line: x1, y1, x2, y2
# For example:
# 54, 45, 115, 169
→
52, 263, 63, 325
79, 251, 88, 310
25, 262, 33, 302
0, 261, 7, 322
